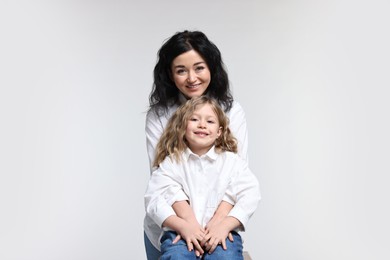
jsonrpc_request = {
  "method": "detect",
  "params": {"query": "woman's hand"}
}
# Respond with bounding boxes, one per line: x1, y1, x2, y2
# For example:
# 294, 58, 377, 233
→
175, 219, 205, 256
203, 216, 241, 254
202, 221, 230, 253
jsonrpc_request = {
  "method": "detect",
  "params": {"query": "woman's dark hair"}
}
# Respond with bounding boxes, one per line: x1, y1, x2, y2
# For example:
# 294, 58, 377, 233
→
149, 30, 233, 114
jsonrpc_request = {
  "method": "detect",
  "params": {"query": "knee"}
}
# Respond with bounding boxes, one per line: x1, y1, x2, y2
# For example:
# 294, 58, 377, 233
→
204, 232, 244, 260
160, 231, 196, 260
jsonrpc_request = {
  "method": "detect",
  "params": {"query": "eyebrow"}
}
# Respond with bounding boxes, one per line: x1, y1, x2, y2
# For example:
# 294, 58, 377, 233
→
172, 62, 206, 69
192, 113, 217, 119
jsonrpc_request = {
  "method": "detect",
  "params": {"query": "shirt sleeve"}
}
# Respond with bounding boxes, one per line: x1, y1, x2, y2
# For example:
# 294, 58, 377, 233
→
228, 101, 249, 162
145, 109, 164, 173
144, 158, 188, 227
226, 158, 261, 230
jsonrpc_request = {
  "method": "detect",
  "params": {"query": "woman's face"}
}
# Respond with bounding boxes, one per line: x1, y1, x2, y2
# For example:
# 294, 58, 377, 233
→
171, 50, 211, 99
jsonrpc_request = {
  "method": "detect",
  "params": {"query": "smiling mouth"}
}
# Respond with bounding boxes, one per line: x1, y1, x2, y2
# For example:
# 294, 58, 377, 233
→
194, 131, 208, 136
187, 83, 201, 89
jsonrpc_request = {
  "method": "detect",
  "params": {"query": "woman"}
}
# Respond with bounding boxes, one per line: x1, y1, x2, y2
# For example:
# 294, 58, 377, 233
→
144, 30, 249, 259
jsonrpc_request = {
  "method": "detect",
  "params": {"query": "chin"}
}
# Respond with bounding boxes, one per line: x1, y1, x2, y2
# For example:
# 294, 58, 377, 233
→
186, 91, 206, 98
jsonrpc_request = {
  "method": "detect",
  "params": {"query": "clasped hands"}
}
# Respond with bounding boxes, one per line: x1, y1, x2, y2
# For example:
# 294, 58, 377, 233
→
172, 217, 234, 257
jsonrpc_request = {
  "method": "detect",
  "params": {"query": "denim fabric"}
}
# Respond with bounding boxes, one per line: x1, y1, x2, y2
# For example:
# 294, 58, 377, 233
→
144, 232, 161, 260
160, 231, 244, 260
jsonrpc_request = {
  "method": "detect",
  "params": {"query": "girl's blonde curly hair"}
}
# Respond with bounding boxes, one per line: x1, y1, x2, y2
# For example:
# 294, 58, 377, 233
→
153, 96, 237, 167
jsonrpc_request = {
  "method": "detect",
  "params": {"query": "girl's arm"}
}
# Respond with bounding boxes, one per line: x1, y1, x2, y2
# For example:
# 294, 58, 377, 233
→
144, 161, 205, 256
224, 160, 261, 230
203, 158, 261, 254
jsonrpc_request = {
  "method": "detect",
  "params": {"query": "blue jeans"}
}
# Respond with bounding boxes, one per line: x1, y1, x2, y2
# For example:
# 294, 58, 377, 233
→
160, 231, 244, 260
144, 232, 161, 260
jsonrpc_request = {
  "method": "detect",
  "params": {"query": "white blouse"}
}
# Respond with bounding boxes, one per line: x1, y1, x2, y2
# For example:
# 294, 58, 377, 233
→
145, 147, 261, 249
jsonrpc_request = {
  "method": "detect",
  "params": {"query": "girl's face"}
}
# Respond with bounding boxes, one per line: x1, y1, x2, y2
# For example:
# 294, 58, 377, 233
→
171, 50, 211, 99
185, 103, 221, 156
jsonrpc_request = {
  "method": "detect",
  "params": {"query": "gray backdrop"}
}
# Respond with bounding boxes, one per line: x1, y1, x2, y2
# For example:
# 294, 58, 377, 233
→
1, 0, 389, 259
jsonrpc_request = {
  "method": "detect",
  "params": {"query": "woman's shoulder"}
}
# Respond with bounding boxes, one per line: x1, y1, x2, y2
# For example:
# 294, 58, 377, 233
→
230, 100, 245, 112
146, 104, 178, 120
226, 100, 246, 121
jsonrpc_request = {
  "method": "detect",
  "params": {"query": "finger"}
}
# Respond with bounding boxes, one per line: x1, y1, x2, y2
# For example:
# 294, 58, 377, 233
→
186, 240, 193, 252
172, 234, 181, 244
208, 241, 219, 254
228, 232, 234, 242
205, 238, 215, 251
221, 240, 227, 250
192, 240, 204, 255
197, 232, 206, 241
201, 235, 210, 247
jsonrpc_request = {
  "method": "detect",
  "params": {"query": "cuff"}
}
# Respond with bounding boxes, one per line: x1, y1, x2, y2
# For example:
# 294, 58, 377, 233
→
227, 205, 249, 231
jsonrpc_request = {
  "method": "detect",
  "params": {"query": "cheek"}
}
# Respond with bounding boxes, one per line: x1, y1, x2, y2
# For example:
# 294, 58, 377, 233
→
173, 75, 185, 86
185, 125, 192, 135
203, 70, 211, 81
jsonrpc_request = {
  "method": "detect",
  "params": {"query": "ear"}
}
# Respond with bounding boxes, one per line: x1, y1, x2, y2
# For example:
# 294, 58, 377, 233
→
217, 126, 222, 138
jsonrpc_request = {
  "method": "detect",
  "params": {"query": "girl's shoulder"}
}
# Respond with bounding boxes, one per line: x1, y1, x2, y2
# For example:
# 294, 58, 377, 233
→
159, 153, 186, 168
220, 150, 245, 162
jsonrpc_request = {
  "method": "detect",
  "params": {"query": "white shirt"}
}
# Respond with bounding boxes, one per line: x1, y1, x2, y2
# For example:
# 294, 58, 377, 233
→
144, 98, 249, 250
145, 147, 261, 249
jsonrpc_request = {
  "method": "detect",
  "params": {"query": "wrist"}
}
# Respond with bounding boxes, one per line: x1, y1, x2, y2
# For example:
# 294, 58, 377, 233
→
221, 216, 241, 231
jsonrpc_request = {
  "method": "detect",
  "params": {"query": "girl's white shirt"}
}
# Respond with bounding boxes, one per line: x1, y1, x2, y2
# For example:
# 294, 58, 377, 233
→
145, 147, 261, 249
144, 98, 250, 250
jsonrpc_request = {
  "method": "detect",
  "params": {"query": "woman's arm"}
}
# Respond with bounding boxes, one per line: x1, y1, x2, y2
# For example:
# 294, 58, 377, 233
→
145, 109, 164, 172
205, 201, 233, 231
228, 101, 249, 161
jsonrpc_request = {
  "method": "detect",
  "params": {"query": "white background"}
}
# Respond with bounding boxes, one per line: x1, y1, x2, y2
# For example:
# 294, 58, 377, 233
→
1, 0, 389, 259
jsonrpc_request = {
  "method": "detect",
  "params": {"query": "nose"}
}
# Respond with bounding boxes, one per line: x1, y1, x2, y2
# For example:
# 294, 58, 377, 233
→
198, 119, 206, 128
187, 70, 196, 83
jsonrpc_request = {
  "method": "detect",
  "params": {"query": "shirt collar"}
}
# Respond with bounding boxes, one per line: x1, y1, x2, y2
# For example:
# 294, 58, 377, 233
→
178, 93, 188, 104
184, 146, 218, 161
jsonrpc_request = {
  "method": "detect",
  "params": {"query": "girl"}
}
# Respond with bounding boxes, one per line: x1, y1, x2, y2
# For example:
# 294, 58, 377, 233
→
145, 96, 260, 260
144, 30, 249, 259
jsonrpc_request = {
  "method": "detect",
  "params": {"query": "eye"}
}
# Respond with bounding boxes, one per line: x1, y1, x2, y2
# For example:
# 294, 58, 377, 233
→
189, 118, 198, 122
207, 120, 216, 124
195, 66, 205, 72
176, 69, 187, 75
